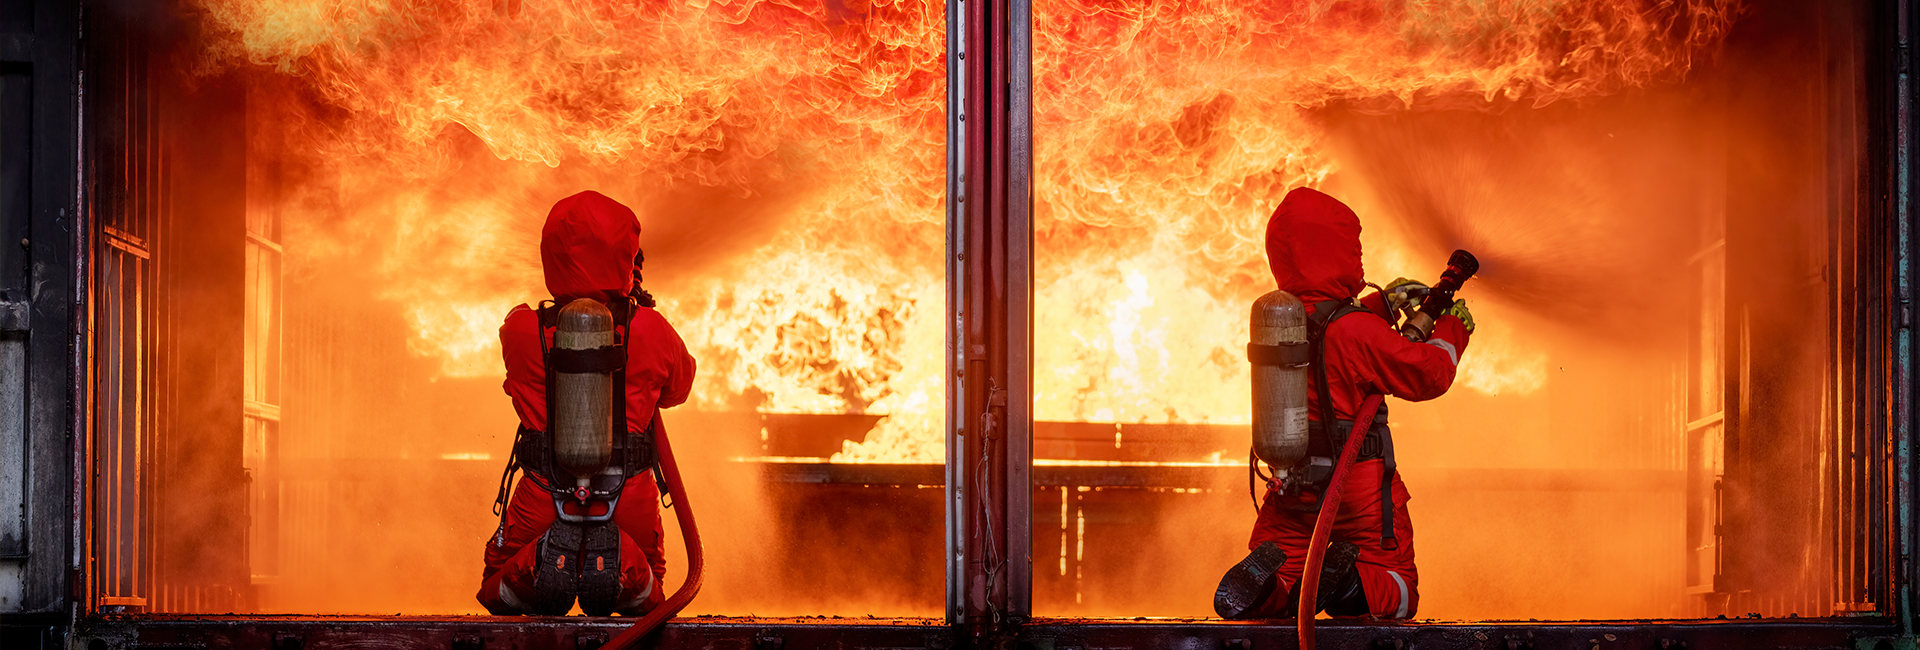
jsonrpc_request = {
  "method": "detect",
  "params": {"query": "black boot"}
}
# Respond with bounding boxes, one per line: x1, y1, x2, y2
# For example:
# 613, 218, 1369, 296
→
530, 523, 583, 615
1214, 542, 1288, 619
1273, 540, 1365, 616
1316, 541, 1367, 617
576, 522, 623, 617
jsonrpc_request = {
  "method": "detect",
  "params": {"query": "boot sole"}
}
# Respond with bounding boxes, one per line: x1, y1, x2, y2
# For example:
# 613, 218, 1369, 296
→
577, 523, 623, 617
531, 523, 584, 615
1215, 542, 1288, 619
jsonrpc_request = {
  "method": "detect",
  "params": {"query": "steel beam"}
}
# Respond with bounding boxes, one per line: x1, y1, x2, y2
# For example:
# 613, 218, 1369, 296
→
1889, 0, 1917, 636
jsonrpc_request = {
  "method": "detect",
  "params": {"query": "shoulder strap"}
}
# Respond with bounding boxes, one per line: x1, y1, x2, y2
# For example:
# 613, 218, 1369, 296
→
612, 297, 632, 437
1307, 300, 1370, 435
497, 302, 557, 516
535, 302, 559, 481
1309, 299, 1402, 550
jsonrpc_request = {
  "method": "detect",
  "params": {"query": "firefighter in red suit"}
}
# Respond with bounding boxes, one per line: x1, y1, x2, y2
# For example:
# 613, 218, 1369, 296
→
477, 190, 696, 616
1214, 187, 1473, 620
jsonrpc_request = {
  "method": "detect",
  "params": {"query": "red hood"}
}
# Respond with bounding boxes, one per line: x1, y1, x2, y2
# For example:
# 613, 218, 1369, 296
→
1264, 187, 1365, 306
541, 190, 640, 302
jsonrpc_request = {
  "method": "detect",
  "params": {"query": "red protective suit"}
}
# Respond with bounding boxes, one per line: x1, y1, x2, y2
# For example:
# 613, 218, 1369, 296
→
476, 191, 697, 615
1241, 187, 1470, 619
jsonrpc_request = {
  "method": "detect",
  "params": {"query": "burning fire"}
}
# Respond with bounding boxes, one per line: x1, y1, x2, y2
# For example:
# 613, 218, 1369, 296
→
193, 0, 1734, 463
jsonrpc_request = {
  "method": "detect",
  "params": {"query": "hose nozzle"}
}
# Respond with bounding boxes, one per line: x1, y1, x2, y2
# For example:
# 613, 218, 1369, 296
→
1399, 249, 1479, 342
1437, 249, 1479, 293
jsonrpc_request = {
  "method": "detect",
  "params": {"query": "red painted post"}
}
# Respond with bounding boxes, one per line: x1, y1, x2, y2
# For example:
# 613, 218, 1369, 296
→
947, 0, 1033, 644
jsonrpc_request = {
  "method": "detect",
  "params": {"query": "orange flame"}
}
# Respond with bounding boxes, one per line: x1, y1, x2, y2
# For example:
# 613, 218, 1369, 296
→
193, 0, 1731, 463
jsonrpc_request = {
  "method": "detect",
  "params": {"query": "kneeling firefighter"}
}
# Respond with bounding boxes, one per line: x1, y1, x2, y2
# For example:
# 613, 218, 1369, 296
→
1213, 187, 1475, 621
477, 191, 697, 617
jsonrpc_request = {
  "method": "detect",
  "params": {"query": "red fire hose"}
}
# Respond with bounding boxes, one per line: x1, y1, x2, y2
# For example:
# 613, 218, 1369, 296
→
604, 415, 704, 650
1294, 394, 1385, 650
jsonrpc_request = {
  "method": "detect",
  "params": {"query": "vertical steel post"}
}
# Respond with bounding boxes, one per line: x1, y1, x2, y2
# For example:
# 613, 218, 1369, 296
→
943, 0, 966, 622
1004, 0, 1034, 626
1897, 0, 1917, 635
946, 0, 1033, 642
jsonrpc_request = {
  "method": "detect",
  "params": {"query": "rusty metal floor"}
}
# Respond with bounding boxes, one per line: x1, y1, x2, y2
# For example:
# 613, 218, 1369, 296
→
37, 613, 1901, 650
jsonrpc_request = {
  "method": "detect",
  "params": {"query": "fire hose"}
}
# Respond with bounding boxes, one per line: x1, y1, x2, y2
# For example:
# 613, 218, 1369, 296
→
603, 414, 703, 650
1294, 393, 1385, 650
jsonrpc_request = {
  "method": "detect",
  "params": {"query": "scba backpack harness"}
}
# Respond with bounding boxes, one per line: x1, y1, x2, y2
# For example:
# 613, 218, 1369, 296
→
1251, 299, 1400, 551
492, 297, 668, 521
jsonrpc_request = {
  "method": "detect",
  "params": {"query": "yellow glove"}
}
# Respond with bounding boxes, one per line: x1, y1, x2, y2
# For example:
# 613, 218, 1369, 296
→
1445, 299, 1475, 334
1383, 277, 1428, 314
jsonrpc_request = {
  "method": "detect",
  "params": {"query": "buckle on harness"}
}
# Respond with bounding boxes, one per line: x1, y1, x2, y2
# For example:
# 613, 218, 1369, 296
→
554, 492, 622, 523
1360, 433, 1382, 459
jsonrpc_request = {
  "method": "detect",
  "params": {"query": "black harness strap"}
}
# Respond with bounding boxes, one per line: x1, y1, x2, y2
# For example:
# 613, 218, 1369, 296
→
1308, 300, 1369, 454
1307, 299, 1399, 550
1305, 413, 1388, 460
1247, 341, 1312, 366
498, 299, 655, 504
607, 299, 673, 507
491, 302, 560, 521
611, 298, 632, 485
551, 346, 625, 373
538, 302, 560, 484
492, 438, 519, 517
1380, 419, 1399, 550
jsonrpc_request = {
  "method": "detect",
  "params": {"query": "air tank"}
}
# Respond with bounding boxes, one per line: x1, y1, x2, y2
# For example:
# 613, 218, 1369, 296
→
1250, 290, 1311, 468
553, 298, 616, 484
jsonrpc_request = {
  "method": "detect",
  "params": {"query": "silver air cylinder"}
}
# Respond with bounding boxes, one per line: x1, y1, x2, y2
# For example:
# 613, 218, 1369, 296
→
1250, 290, 1311, 468
553, 298, 616, 485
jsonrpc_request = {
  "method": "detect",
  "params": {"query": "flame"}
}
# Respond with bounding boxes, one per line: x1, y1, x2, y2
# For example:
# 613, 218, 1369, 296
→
194, 0, 1732, 466
1455, 314, 1550, 396
1017, 0, 1730, 430
1035, 242, 1248, 426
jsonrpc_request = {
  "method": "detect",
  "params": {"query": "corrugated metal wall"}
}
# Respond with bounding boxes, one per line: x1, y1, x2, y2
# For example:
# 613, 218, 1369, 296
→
87, 7, 163, 611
